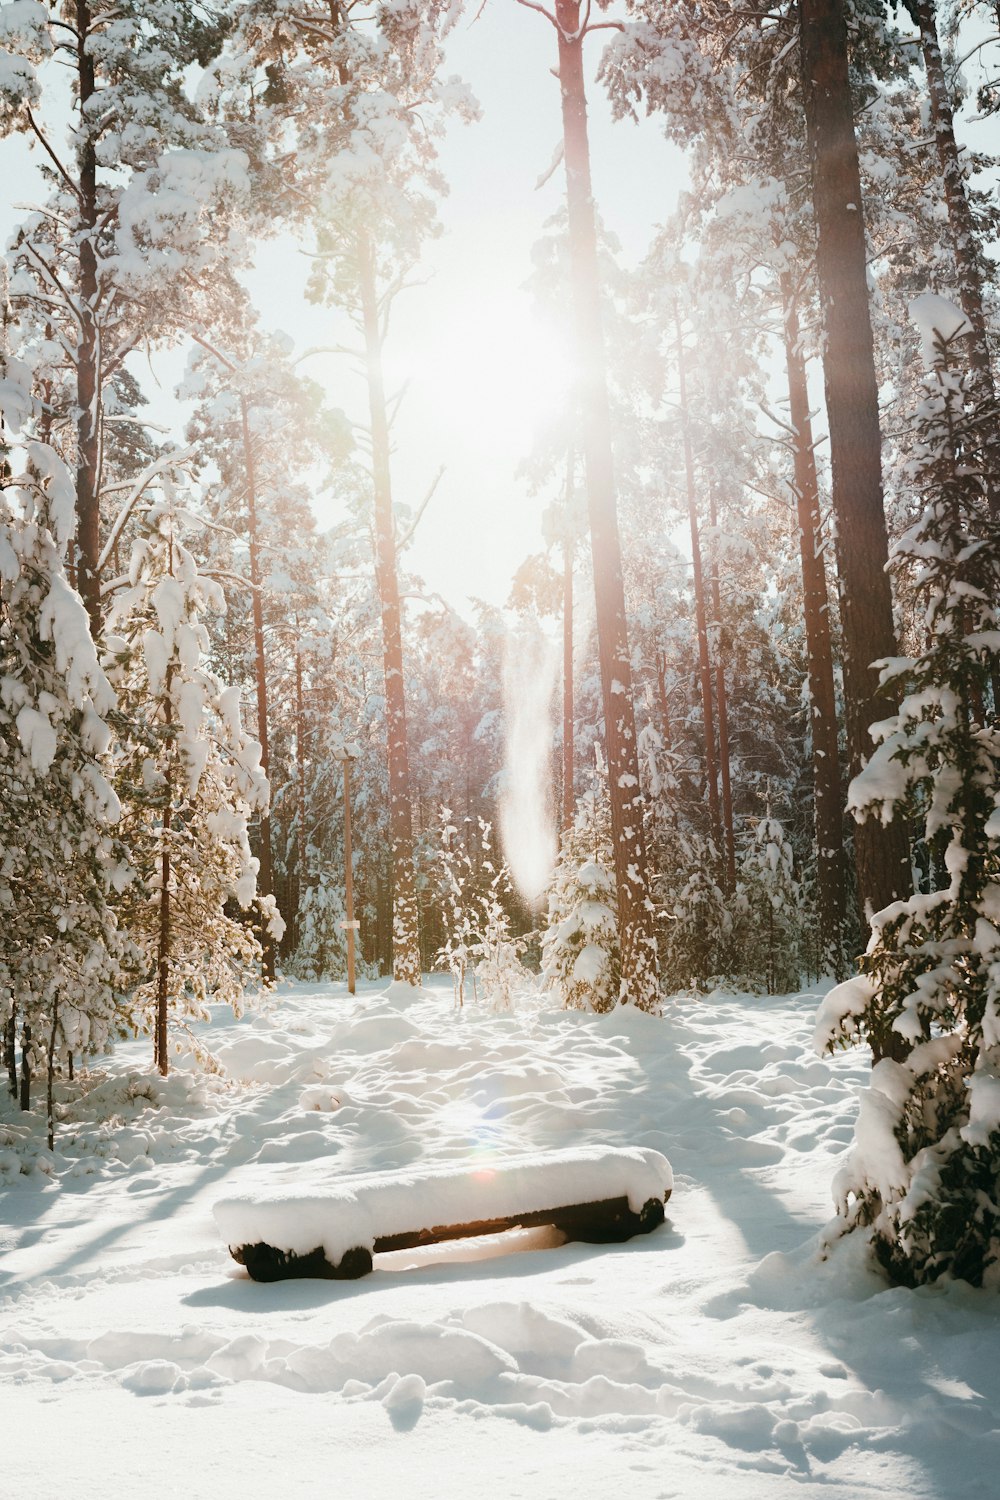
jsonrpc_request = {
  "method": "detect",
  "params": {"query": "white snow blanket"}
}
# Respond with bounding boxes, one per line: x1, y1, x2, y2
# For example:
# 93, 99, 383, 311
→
4, 977, 1000, 1500
214, 1145, 673, 1262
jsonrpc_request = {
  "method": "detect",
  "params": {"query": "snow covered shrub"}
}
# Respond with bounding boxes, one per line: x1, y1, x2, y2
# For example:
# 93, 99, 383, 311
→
735, 816, 802, 994
434, 809, 478, 1005
289, 875, 348, 981
817, 301, 1000, 1286
107, 494, 282, 1074
659, 830, 733, 994
542, 787, 620, 1012
435, 812, 528, 1010
0, 426, 136, 1140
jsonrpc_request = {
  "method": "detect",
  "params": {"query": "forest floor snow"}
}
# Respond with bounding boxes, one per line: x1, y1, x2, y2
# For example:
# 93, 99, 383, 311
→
2, 977, 999, 1499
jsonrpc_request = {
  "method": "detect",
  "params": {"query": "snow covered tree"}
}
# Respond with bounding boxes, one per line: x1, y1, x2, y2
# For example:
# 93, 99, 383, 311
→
434, 808, 478, 1006
518, 0, 659, 1011
0, 0, 242, 631
107, 490, 280, 1074
0, 374, 131, 1143
799, 0, 912, 918
542, 785, 620, 1013
659, 830, 733, 996
289, 876, 349, 983
817, 299, 1000, 1285
736, 815, 802, 995
434, 811, 527, 1010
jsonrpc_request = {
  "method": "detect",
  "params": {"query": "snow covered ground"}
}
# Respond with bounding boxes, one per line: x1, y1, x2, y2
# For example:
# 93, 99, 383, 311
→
2, 977, 1000, 1499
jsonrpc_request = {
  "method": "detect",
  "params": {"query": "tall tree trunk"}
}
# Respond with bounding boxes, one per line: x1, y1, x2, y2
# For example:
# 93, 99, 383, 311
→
293, 633, 307, 953
155, 678, 172, 1077
6, 1007, 16, 1097
708, 487, 737, 894
562, 457, 575, 834
799, 0, 911, 932
358, 235, 421, 987
549, 0, 658, 1009
240, 395, 276, 982
46, 997, 59, 1151
905, 0, 999, 512
676, 308, 722, 853
19, 1019, 30, 1112
655, 652, 671, 749
780, 275, 849, 976
75, 1, 101, 633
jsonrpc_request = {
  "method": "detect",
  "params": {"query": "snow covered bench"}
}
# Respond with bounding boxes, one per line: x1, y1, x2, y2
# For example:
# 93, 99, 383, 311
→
214, 1145, 673, 1282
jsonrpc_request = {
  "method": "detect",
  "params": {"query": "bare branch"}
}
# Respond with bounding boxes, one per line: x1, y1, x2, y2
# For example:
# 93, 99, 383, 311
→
396, 465, 445, 552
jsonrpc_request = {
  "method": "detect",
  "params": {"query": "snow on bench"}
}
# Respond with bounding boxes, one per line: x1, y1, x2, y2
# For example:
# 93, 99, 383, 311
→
215, 1144, 674, 1282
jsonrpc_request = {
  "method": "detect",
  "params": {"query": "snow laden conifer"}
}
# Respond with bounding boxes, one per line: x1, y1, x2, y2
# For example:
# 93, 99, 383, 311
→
435, 811, 526, 1011
0, 388, 131, 1143
817, 297, 1000, 1286
435, 809, 477, 1006
542, 785, 621, 1014
290, 876, 349, 983
659, 831, 732, 995
736, 815, 802, 995
107, 489, 281, 1075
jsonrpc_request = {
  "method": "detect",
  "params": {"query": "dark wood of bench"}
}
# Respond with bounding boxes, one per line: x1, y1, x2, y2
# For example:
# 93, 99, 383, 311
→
232, 1188, 671, 1282
374, 1191, 669, 1252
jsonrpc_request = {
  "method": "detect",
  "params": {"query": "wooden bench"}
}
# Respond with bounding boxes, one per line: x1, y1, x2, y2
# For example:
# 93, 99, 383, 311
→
214, 1145, 673, 1282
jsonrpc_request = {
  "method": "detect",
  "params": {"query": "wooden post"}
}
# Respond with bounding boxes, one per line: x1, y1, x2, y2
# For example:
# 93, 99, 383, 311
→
343, 757, 356, 996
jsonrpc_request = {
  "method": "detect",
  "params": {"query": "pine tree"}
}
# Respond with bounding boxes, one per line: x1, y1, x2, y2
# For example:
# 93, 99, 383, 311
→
290, 876, 350, 983
737, 815, 802, 995
0, 394, 131, 1143
107, 490, 279, 1074
817, 299, 1000, 1286
0, 0, 238, 630
542, 785, 621, 1014
518, 0, 659, 1011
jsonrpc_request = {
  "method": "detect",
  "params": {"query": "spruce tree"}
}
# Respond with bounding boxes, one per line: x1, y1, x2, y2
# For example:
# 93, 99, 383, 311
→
0, 404, 131, 1141
107, 491, 280, 1074
817, 299, 1000, 1285
542, 785, 621, 1014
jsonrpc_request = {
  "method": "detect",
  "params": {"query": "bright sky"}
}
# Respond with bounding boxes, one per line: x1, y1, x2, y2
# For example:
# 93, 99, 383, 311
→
255, 3, 686, 609
0, 4, 685, 609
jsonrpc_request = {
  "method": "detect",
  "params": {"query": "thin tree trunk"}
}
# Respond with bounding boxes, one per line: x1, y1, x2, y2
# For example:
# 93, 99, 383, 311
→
343, 757, 357, 996
905, 0, 999, 511
562, 458, 575, 833
6, 1007, 16, 1097
155, 666, 173, 1076
550, 0, 658, 1009
75, 1, 102, 633
358, 235, 421, 986
19, 1019, 30, 1112
294, 634, 307, 952
799, 0, 911, 935
46, 997, 59, 1151
676, 308, 722, 854
655, 652, 672, 755
780, 275, 849, 975
708, 488, 737, 893
240, 395, 276, 982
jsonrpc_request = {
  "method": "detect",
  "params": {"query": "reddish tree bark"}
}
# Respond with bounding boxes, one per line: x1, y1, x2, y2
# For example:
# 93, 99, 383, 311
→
240, 396, 276, 982
707, 488, 737, 894
155, 663, 173, 1077
905, 0, 999, 506
74, 1, 102, 633
676, 309, 722, 856
799, 0, 911, 926
541, 0, 658, 1008
358, 235, 421, 986
562, 455, 576, 833
780, 274, 848, 974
